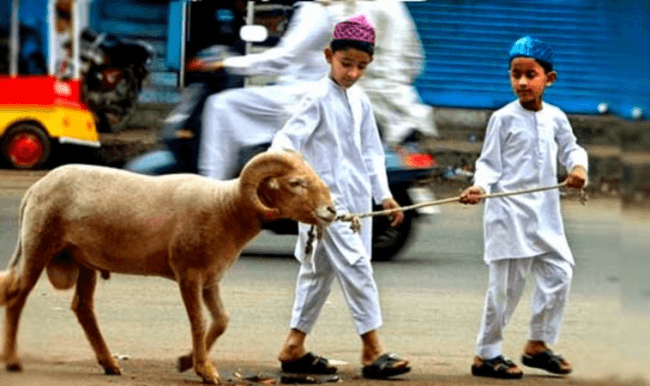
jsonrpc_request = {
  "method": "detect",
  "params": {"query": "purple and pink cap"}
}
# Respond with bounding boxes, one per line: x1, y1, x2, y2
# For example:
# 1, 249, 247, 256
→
332, 14, 375, 45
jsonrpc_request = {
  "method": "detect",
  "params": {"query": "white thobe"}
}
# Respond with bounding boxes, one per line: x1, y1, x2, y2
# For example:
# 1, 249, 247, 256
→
472, 100, 587, 358
269, 76, 392, 334
473, 100, 589, 265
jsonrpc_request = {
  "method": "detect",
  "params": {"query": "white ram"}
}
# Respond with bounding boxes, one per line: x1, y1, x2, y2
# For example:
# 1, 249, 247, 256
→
0, 150, 335, 384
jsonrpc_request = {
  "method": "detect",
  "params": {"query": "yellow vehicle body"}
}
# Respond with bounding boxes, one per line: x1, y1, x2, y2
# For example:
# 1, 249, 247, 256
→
0, 104, 100, 146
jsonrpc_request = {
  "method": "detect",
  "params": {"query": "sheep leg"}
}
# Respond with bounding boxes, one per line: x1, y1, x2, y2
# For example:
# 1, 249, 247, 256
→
1, 265, 43, 371
179, 272, 220, 384
2, 290, 29, 371
71, 266, 121, 375
178, 284, 229, 373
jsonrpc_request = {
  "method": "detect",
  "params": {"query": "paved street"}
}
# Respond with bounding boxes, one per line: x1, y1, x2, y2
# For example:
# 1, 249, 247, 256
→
0, 172, 648, 385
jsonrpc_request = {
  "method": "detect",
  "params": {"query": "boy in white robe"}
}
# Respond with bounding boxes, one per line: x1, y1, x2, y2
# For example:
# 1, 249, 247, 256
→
269, 15, 411, 380
460, 36, 588, 379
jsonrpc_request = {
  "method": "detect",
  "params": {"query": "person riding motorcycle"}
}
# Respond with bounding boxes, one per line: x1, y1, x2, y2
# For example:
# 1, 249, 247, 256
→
196, 0, 438, 181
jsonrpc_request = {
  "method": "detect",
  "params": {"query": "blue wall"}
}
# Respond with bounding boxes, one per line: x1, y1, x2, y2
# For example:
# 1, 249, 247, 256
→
406, 0, 649, 120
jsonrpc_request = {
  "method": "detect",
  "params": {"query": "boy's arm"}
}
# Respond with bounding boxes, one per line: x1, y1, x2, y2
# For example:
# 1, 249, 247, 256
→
555, 113, 589, 188
472, 114, 504, 194
460, 114, 503, 204
360, 104, 392, 204
360, 102, 404, 226
269, 97, 320, 152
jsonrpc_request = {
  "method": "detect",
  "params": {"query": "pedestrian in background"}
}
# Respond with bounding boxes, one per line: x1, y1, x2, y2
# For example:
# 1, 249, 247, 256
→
270, 14, 411, 380
460, 36, 588, 379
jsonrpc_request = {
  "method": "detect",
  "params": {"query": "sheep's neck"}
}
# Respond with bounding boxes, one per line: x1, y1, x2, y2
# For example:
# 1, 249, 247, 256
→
214, 182, 263, 242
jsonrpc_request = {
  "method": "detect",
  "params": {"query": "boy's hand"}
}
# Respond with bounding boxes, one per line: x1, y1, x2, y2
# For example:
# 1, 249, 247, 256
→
459, 186, 485, 205
382, 198, 404, 227
565, 166, 587, 189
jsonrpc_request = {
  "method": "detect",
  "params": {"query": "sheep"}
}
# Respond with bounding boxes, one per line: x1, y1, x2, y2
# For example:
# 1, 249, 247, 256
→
0, 150, 335, 384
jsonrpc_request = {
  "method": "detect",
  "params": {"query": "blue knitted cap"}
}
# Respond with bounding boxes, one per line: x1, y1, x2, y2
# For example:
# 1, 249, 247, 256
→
509, 36, 554, 70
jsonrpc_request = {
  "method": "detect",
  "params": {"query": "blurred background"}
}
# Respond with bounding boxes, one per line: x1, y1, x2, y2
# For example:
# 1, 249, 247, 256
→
0, 0, 648, 301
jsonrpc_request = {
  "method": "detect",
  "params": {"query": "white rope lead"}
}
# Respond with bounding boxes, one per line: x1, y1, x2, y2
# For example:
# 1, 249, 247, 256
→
335, 181, 587, 233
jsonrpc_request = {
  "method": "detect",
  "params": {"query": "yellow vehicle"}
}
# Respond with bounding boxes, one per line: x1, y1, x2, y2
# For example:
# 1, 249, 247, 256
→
1, 0, 99, 169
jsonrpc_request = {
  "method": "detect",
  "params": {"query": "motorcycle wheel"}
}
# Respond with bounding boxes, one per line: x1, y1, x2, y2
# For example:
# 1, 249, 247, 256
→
371, 186, 418, 262
372, 208, 415, 262
1, 123, 52, 169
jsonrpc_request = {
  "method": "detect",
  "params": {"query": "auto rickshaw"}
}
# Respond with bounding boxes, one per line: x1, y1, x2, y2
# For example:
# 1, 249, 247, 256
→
0, 0, 99, 169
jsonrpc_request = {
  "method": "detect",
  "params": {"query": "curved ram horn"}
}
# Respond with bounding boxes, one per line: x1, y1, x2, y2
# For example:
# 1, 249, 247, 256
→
239, 151, 303, 219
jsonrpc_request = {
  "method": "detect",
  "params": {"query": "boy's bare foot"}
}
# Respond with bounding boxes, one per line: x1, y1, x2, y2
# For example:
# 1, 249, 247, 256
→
278, 329, 307, 362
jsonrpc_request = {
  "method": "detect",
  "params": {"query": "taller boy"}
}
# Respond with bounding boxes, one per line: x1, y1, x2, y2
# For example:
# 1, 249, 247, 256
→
460, 36, 588, 378
270, 15, 410, 380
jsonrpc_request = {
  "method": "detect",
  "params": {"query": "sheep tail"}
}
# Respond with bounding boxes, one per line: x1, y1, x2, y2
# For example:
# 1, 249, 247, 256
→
0, 187, 32, 306
0, 222, 22, 307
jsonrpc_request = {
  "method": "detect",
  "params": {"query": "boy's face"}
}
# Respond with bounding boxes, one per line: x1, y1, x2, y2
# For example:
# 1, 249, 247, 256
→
325, 47, 372, 89
509, 57, 556, 111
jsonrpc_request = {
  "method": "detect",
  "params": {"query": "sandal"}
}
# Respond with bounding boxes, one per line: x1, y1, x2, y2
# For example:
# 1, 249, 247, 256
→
362, 352, 411, 379
522, 350, 572, 375
471, 355, 524, 379
281, 352, 337, 374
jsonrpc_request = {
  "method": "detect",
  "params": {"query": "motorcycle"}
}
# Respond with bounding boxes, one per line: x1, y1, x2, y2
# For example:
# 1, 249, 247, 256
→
60, 28, 156, 133
124, 43, 438, 262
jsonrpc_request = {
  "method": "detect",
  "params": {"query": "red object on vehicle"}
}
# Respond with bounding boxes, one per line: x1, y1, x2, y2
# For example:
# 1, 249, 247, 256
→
0, 75, 86, 110
186, 58, 208, 71
403, 152, 436, 169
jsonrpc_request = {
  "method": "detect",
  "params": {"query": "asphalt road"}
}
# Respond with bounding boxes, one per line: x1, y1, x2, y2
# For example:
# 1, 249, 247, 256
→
0, 175, 648, 386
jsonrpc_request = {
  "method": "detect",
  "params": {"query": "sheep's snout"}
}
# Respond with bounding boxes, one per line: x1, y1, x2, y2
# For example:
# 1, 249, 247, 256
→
315, 205, 336, 225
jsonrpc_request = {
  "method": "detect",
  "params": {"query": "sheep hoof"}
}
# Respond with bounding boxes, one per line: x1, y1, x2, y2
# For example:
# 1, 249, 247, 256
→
6, 363, 23, 372
196, 362, 219, 385
102, 362, 122, 376
103, 367, 121, 376
178, 354, 193, 373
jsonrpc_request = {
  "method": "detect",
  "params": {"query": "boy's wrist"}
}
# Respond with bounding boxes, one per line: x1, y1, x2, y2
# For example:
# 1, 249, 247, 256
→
571, 165, 587, 174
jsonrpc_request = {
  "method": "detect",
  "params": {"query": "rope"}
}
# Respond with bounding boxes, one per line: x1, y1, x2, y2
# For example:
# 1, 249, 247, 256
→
304, 181, 586, 254
336, 181, 587, 232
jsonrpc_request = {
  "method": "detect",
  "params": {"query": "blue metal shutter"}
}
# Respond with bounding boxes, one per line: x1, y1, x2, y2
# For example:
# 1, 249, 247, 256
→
406, 0, 647, 119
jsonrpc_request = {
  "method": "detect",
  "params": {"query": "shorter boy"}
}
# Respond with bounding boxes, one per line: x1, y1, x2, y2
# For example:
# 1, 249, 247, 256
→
460, 36, 588, 379
269, 15, 411, 379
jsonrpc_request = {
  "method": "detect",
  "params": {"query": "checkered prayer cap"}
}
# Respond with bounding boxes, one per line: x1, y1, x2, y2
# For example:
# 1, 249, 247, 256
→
332, 14, 375, 45
509, 36, 555, 69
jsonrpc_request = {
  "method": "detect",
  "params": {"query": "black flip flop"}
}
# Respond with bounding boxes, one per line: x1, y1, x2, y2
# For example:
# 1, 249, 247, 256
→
281, 352, 337, 374
522, 350, 572, 375
471, 355, 524, 379
362, 352, 411, 379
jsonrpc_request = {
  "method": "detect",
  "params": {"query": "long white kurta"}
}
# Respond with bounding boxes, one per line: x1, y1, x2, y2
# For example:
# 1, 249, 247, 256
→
473, 100, 589, 265
270, 76, 392, 265
270, 76, 392, 335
